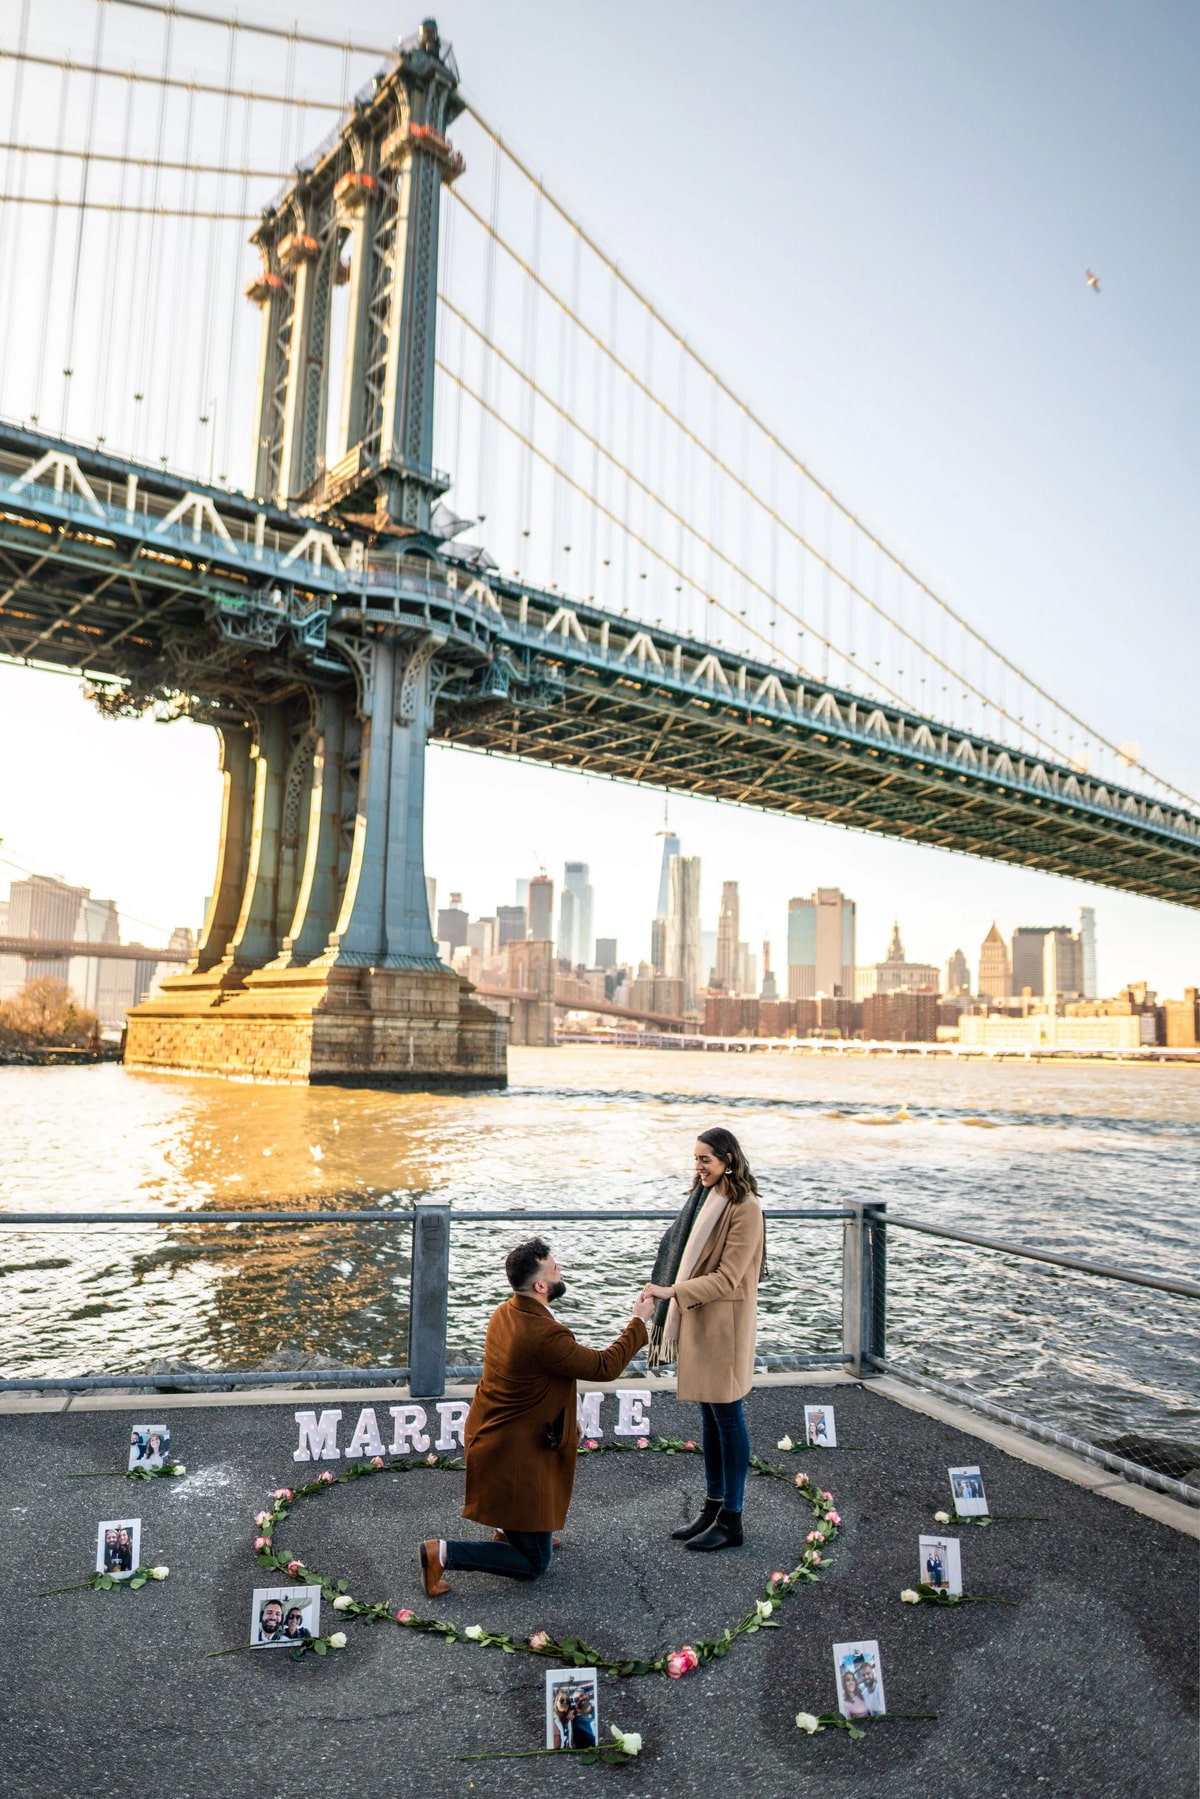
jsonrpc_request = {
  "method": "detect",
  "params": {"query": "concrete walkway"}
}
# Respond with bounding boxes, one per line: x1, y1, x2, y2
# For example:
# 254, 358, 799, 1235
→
1, 1378, 1195, 1799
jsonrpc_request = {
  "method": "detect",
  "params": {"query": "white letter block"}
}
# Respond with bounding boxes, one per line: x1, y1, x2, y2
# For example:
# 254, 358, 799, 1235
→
434, 1400, 469, 1450
293, 1409, 343, 1462
576, 1391, 604, 1439
388, 1404, 431, 1454
613, 1390, 652, 1436
345, 1407, 386, 1460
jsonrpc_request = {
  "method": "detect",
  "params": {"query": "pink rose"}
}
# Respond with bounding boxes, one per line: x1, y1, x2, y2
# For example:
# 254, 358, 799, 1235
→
794, 1472, 808, 1487
636, 1437, 650, 1449
821, 1490, 833, 1502
254, 1536, 269, 1551
806, 1530, 823, 1543
665, 1645, 700, 1679
529, 1630, 551, 1650
318, 1470, 335, 1485
585, 1439, 599, 1451
683, 1440, 696, 1450
770, 1571, 788, 1583
396, 1608, 416, 1624
272, 1488, 294, 1501
254, 1511, 271, 1526
371, 1456, 384, 1469
286, 1560, 302, 1576
825, 1510, 841, 1525
809, 1552, 822, 1565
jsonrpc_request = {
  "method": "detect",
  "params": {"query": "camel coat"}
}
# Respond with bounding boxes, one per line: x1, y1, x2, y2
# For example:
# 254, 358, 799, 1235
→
461, 1294, 648, 1533
673, 1197, 764, 1403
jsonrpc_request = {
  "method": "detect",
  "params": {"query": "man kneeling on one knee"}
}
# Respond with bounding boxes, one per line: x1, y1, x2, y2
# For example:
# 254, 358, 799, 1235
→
421, 1238, 655, 1592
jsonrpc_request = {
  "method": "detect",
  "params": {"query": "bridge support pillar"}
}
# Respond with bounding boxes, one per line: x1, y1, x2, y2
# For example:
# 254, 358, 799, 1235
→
125, 641, 507, 1089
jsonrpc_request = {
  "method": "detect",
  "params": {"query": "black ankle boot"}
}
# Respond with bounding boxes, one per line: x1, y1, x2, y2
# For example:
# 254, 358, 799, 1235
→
684, 1507, 744, 1552
671, 1497, 722, 1542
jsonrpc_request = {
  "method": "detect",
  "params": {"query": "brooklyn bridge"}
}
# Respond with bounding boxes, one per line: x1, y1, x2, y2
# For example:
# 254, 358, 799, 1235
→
1, 7, 1196, 1086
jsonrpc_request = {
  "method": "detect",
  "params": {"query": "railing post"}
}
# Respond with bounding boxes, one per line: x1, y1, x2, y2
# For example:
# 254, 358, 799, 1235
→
842, 1202, 886, 1376
408, 1203, 450, 1398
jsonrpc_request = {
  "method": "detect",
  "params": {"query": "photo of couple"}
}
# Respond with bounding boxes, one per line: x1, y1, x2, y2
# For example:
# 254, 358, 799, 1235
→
545, 1671, 599, 1750
919, 1533, 963, 1595
949, 1464, 990, 1515
419, 1128, 767, 1596
250, 1585, 320, 1647
804, 1404, 836, 1447
95, 1519, 140, 1578
834, 1640, 887, 1719
127, 1424, 171, 1471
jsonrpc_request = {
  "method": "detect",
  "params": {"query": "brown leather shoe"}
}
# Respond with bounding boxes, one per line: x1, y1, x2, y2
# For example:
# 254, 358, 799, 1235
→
420, 1538, 451, 1597
493, 1529, 564, 1550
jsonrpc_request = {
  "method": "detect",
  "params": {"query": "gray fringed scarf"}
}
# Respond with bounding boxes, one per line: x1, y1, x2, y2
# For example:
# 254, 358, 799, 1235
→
646, 1182, 706, 1368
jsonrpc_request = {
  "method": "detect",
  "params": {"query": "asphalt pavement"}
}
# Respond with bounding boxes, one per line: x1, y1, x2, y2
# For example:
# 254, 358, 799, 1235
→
1, 1382, 1195, 1799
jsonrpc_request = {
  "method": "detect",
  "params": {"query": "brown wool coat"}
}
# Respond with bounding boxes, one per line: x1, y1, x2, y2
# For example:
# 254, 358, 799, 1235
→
461, 1294, 648, 1534
673, 1196, 765, 1404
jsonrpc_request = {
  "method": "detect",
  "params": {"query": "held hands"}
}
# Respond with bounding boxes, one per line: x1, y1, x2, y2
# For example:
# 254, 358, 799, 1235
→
631, 1292, 656, 1324
641, 1282, 675, 1303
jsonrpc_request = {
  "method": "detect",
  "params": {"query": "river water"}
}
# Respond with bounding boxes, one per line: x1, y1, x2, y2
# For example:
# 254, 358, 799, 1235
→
1, 1049, 1196, 1453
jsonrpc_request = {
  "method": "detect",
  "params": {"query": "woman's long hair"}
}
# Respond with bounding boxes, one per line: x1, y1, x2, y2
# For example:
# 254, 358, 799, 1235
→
696, 1126, 758, 1205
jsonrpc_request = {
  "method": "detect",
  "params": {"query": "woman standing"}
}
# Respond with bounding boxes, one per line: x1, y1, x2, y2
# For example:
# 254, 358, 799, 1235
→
641, 1126, 765, 1552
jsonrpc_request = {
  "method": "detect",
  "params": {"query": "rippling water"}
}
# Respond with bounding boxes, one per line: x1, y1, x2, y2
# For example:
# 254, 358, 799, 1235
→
1, 1050, 1196, 1449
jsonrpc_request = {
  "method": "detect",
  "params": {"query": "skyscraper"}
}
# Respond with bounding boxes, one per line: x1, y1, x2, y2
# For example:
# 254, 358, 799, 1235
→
978, 923, 1011, 999
760, 939, 778, 1002
497, 904, 527, 947
1078, 907, 1098, 999
655, 828, 681, 919
715, 881, 740, 992
1043, 928, 1084, 1001
436, 893, 468, 953
557, 862, 594, 967
945, 948, 971, 996
665, 855, 703, 1013
787, 889, 855, 999
528, 875, 554, 941
1011, 927, 1052, 997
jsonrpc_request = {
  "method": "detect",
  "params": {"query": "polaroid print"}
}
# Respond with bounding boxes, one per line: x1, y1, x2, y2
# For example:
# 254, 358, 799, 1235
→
833, 1639, 886, 1719
96, 1518, 141, 1580
948, 1464, 989, 1516
128, 1423, 171, 1471
918, 1533, 963, 1596
804, 1404, 837, 1448
545, 1666, 600, 1751
251, 1585, 321, 1649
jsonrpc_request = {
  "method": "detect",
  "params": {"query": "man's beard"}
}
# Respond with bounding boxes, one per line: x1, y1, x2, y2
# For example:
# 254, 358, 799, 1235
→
546, 1279, 567, 1303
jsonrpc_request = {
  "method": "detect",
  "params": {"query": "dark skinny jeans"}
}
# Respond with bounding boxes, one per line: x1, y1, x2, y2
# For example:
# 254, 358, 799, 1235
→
699, 1397, 750, 1514
443, 1529, 554, 1581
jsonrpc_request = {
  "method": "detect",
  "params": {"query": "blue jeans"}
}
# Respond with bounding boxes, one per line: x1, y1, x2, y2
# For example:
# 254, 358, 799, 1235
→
443, 1530, 554, 1581
699, 1399, 750, 1513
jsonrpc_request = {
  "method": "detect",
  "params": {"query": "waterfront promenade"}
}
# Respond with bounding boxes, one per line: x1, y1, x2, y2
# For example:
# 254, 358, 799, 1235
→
2, 1375, 1194, 1798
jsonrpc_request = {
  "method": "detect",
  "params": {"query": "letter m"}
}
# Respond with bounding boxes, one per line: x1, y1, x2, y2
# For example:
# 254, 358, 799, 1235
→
293, 1409, 343, 1462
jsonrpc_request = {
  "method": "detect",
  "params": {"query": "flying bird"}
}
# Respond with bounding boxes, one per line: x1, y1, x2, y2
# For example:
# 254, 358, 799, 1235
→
1085, 268, 1101, 293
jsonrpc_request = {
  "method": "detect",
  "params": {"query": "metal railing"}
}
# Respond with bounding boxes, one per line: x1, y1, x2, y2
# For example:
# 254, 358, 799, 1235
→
0, 1201, 1194, 1506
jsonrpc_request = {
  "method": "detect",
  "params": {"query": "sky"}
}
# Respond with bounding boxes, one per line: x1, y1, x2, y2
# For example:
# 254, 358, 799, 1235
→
0, 0, 1197, 992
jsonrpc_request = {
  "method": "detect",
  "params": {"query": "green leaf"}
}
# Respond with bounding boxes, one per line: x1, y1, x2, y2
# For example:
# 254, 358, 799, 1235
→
313, 1639, 327, 1655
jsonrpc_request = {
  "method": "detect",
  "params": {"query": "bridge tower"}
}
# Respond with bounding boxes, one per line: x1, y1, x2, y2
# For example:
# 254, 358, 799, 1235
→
124, 21, 505, 1088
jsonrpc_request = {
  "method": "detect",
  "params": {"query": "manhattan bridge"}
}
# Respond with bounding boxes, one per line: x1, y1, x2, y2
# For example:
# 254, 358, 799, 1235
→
0, 4, 1196, 1086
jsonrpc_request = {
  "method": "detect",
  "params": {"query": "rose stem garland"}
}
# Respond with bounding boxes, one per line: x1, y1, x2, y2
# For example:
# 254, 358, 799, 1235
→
68, 1464, 187, 1481
900, 1585, 1017, 1607
796, 1710, 938, 1741
231, 1441, 842, 1675
39, 1566, 170, 1596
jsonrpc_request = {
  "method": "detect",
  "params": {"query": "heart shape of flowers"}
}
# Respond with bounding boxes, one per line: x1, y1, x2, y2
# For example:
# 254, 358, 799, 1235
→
244, 1439, 840, 1676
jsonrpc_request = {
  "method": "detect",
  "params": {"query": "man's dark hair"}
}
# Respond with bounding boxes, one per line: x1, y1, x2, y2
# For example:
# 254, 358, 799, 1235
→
506, 1237, 551, 1293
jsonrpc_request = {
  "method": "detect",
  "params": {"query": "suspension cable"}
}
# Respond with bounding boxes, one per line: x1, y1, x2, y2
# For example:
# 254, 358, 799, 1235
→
0, 194, 259, 219
97, 0, 392, 58
458, 103, 1189, 804
0, 50, 345, 111
0, 142, 288, 179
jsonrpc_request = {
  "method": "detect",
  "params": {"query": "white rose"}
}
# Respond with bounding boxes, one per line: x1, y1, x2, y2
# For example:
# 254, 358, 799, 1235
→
463, 1624, 485, 1640
327, 1631, 347, 1649
332, 1594, 354, 1610
171, 1465, 186, 1475
900, 1588, 921, 1604
610, 1726, 642, 1756
149, 1566, 169, 1580
755, 1599, 773, 1619
795, 1712, 820, 1734
777, 1434, 794, 1451
934, 1510, 951, 1523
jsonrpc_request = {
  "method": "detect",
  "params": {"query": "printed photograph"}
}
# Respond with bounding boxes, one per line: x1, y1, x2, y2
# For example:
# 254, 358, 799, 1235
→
948, 1464, 990, 1515
128, 1423, 171, 1471
95, 1518, 141, 1579
804, 1404, 837, 1447
833, 1639, 887, 1719
918, 1532, 963, 1595
250, 1585, 321, 1648
545, 1667, 600, 1751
